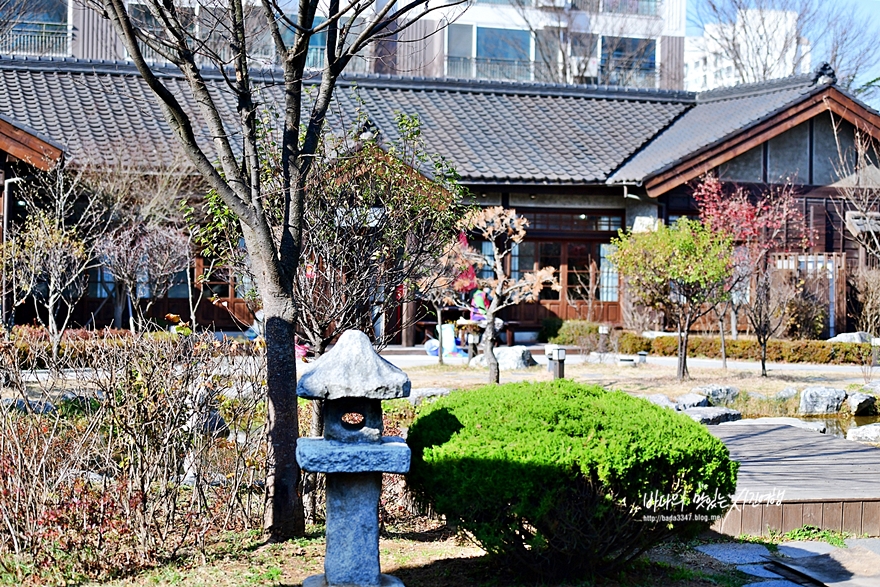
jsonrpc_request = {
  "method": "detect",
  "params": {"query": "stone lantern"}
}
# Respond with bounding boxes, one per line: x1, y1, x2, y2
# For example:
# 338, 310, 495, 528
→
296, 330, 411, 587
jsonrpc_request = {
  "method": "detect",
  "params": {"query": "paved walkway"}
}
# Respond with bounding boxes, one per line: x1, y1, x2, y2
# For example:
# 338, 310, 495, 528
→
380, 346, 870, 375
697, 539, 880, 587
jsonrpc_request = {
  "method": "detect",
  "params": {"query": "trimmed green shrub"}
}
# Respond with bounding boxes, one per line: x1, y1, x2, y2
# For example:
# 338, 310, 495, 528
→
549, 320, 598, 345
538, 318, 564, 343
618, 331, 651, 354
407, 381, 738, 579
832, 342, 873, 365
650, 335, 679, 356
613, 333, 874, 366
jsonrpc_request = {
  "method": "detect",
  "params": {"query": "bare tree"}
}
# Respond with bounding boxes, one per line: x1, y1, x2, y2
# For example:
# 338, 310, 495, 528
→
744, 263, 796, 376
461, 207, 559, 384
417, 235, 474, 365
510, 0, 664, 86
832, 122, 880, 264
2, 165, 116, 358
83, 0, 468, 537
693, 0, 880, 93
292, 121, 463, 357
83, 153, 203, 330
97, 223, 192, 332
853, 268, 880, 337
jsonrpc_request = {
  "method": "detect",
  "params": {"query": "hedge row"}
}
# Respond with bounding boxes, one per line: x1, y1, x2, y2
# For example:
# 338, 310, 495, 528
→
617, 332, 873, 365
548, 320, 599, 345
1, 330, 188, 368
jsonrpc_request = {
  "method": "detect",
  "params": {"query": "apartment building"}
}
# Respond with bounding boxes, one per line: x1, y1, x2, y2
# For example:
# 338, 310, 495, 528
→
388, 0, 686, 89
684, 9, 811, 91
0, 0, 685, 89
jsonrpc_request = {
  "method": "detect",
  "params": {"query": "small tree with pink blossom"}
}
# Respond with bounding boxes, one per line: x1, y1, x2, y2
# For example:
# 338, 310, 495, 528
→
693, 174, 811, 376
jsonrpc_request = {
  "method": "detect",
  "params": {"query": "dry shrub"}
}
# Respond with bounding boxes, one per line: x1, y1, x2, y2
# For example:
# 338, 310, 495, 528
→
854, 268, 880, 336
0, 332, 267, 582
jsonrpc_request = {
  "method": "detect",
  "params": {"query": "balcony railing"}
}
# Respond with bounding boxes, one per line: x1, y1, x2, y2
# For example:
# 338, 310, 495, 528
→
601, 0, 658, 16
136, 42, 370, 73
304, 47, 371, 73
598, 65, 657, 88
0, 21, 68, 57
447, 56, 533, 82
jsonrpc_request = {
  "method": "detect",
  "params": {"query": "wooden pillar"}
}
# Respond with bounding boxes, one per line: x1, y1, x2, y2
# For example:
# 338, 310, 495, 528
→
401, 300, 415, 347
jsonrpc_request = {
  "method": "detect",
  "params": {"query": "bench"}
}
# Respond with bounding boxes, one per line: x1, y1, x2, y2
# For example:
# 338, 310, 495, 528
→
414, 321, 437, 344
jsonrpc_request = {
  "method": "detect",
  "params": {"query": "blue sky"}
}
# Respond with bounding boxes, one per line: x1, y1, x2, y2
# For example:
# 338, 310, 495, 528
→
686, 0, 880, 105
686, 0, 880, 36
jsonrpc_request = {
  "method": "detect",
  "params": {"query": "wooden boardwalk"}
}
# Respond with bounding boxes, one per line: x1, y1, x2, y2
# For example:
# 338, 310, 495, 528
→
708, 422, 880, 537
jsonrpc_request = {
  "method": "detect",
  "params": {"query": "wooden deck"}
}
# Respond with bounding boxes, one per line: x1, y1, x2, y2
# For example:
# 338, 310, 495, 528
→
708, 422, 880, 537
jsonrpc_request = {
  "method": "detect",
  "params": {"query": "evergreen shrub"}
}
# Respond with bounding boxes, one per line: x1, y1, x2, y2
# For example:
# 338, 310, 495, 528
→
538, 318, 564, 343
548, 320, 598, 345
406, 380, 738, 579
618, 331, 651, 354
650, 335, 679, 356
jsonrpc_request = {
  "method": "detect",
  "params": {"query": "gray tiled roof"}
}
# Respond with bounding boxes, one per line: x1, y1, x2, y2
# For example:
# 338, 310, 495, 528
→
0, 57, 690, 183
0, 58, 198, 168
0, 57, 864, 187
608, 75, 824, 183
335, 78, 691, 184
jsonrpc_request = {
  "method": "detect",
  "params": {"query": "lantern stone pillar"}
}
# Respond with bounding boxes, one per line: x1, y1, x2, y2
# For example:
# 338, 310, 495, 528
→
296, 330, 411, 587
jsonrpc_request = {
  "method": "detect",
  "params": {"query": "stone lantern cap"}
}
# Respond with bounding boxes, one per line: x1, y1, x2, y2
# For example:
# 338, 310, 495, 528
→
296, 330, 411, 401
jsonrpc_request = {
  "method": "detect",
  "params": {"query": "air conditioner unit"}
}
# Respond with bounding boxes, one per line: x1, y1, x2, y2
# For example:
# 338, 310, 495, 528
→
536, 0, 568, 9
570, 56, 598, 77
846, 211, 880, 237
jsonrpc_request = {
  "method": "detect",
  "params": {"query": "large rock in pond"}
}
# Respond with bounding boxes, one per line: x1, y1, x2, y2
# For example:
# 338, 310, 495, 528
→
775, 387, 798, 401
469, 346, 538, 370
828, 331, 872, 344
848, 392, 876, 416
692, 385, 739, 405
644, 394, 676, 410
682, 407, 742, 425
799, 386, 847, 415
676, 393, 710, 410
847, 423, 880, 443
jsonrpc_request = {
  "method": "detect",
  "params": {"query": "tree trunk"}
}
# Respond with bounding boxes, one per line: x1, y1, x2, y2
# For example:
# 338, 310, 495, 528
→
127, 292, 136, 333
719, 313, 727, 370
730, 306, 738, 340
113, 290, 125, 330
677, 320, 690, 380
760, 338, 768, 377
484, 311, 499, 384
262, 292, 305, 539
47, 300, 61, 362
435, 304, 444, 365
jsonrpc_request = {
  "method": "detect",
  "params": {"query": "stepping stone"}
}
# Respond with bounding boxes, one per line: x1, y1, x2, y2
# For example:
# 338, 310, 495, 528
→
742, 582, 803, 587
845, 538, 880, 556
769, 546, 880, 586
778, 541, 838, 558
737, 564, 783, 579
407, 387, 452, 405
696, 542, 770, 564
683, 406, 742, 425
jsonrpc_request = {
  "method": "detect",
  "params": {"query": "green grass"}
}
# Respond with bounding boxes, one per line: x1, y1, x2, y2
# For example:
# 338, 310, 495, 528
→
780, 525, 851, 547
736, 524, 853, 548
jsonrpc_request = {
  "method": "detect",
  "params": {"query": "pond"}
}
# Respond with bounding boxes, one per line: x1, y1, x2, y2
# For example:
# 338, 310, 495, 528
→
743, 414, 880, 439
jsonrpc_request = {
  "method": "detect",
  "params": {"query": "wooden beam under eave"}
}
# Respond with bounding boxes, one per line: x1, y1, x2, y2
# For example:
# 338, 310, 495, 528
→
0, 118, 63, 171
822, 95, 880, 138
645, 97, 832, 197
